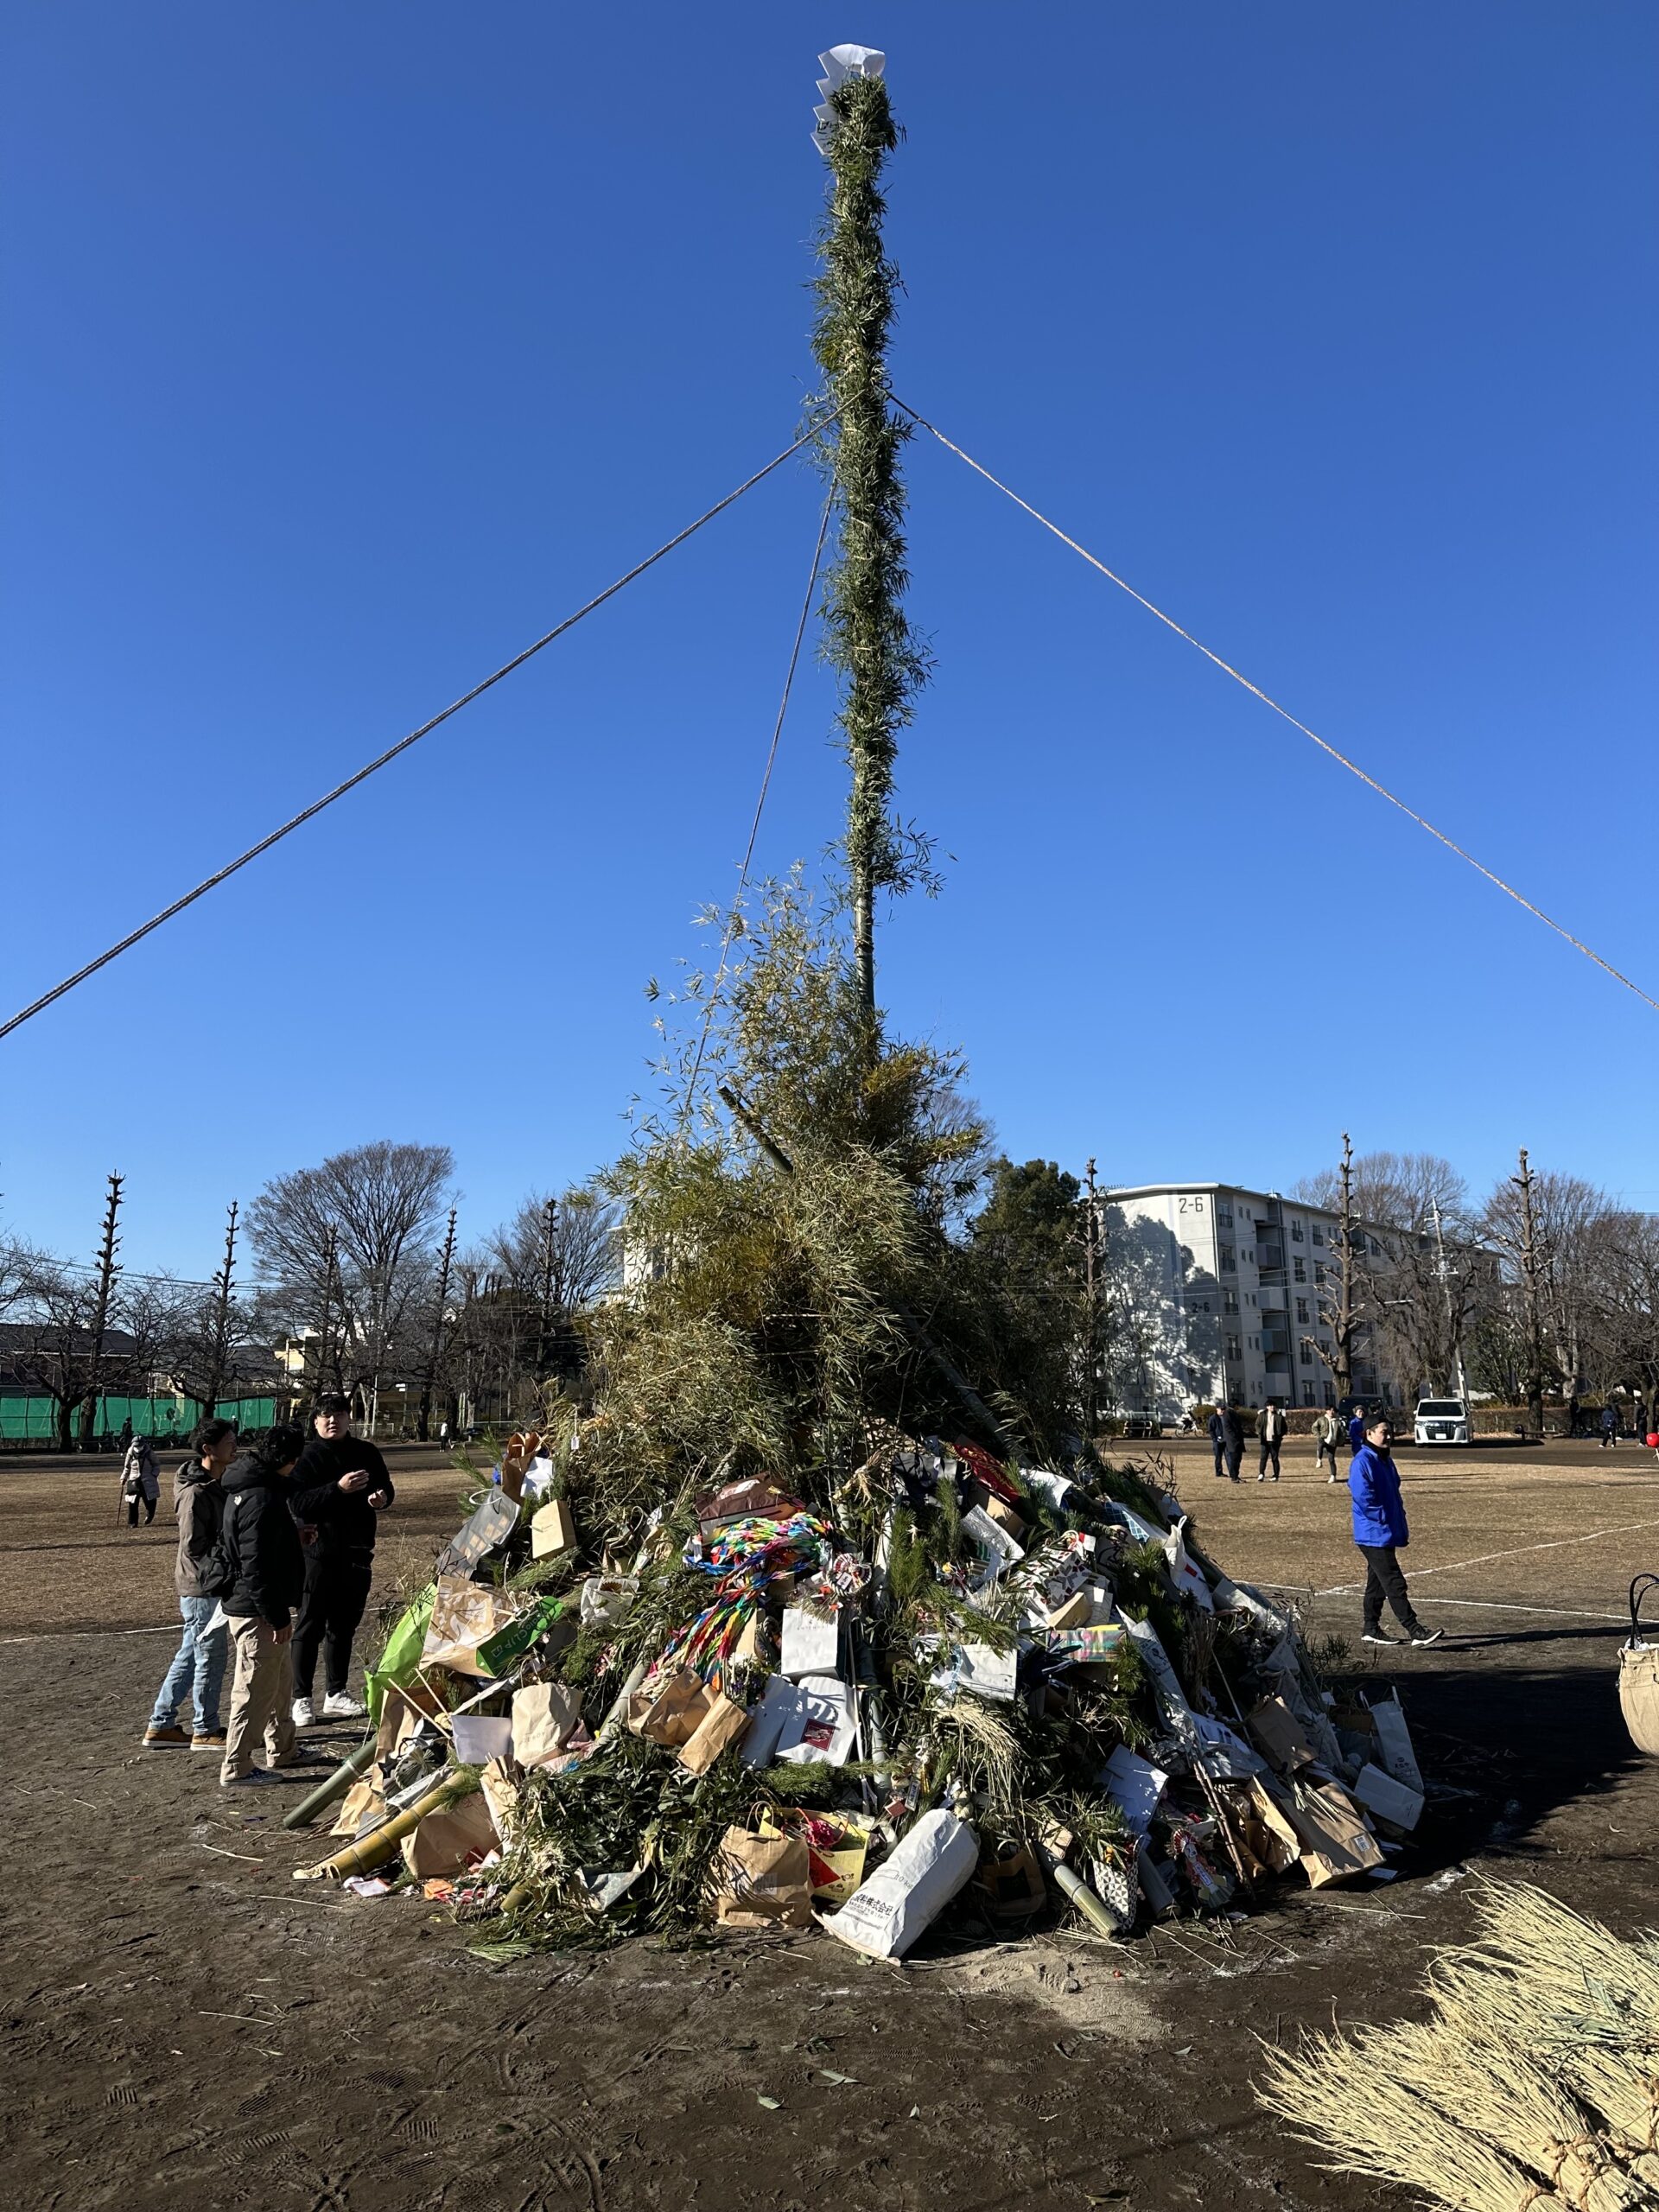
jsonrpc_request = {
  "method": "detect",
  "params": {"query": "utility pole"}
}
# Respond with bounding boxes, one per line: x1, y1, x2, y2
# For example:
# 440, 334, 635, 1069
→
811, 45, 926, 1021
417, 1207, 458, 1443
1513, 1147, 1546, 1438
202, 1200, 238, 1418
1083, 1158, 1101, 1437
79, 1170, 124, 1451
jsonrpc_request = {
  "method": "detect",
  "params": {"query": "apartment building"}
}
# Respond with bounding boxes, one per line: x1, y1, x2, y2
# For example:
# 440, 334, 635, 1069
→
1101, 1181, 1389, 1417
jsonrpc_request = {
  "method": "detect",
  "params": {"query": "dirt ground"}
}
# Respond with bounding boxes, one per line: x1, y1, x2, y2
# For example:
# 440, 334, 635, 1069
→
3, 1434, 1658, 2212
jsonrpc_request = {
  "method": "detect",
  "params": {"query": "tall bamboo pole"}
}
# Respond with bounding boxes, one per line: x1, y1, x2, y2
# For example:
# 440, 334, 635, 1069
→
811, 54, 927, 1020
202, 1199, 238, 1419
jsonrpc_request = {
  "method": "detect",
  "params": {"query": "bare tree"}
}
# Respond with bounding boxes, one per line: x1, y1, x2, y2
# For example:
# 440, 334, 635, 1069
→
7, 1248, 109, 1449
1295, 1135, 1370, 1403
248, 1141, 456, 1410
1480, 1160, 1611, 1410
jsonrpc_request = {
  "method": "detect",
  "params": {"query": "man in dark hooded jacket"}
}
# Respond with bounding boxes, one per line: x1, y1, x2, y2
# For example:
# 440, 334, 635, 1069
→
289, 1393, 394, 1726
219, 1424, 308, 1786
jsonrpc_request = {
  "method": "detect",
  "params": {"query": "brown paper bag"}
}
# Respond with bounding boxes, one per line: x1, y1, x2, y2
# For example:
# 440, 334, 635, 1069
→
423, 1573, 514, 1676
402, 1789, 499, 1879
1217, 1777, 1301, 1878
711, 1826, 814, 1929
530, 1497, 577, 1560
626, 1669, 712, 1748
331, 1774, 386, 1839
677, 1693, 752, 1775
1281, 1780, 1384, 1887
512, 1681, 583, 1768
479, 1755, 519, 1845
1246, 1695, 1317, 1772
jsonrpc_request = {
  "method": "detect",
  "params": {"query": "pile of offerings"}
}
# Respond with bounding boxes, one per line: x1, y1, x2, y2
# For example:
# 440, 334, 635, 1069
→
291, 1429, 1427, 1954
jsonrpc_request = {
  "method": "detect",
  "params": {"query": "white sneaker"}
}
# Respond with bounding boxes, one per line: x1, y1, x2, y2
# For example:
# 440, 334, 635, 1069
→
291, 1697, 315, 1729
322, 1692, 366, 1719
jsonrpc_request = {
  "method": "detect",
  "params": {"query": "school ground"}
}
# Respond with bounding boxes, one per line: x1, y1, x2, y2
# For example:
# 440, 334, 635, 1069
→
3, 1434, 1656, 2212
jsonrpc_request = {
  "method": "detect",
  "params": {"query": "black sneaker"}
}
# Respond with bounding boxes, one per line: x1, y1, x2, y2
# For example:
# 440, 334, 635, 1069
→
1409, 1627, 1445, 1648
1361, 1630, 1398, 1646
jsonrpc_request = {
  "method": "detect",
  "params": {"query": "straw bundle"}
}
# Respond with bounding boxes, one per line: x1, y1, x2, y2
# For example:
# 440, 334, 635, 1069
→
1381, 2018, 1647, 2212
1258, 2031, 1575, 2212
1431, 1957, 1659, 2190
1468, 1884, 1659, 2045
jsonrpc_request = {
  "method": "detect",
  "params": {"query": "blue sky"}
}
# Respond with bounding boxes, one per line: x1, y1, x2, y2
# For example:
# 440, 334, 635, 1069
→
3, 3, 1655, 1277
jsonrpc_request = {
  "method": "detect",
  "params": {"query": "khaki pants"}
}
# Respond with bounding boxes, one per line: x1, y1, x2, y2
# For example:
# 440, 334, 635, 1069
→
221, 1618, 299, 1782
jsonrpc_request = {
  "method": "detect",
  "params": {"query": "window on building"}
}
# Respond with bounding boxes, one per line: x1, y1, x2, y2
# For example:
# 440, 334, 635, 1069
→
1369, 1235, 1382, 1256
1296, 1297, 1310, 1324
1322, 1382, 1336, 1408
1224, 1290, 1238, 1313
1217, 1203, 1233, 1226
1314, 1263, 1326, 1286
1225, 1335, 1241, 1361
1294, 1257, 1306, 1282
1248, 1292, 1256, 1308
1312, 1224, 1325, 1246
1291, 1222, 1304, 1242
1249, 1334, 1261, 1351
1303, 1384, 1317, 1407
1299, 1342, 1312, 1365
1219, 1244, 1236, 1272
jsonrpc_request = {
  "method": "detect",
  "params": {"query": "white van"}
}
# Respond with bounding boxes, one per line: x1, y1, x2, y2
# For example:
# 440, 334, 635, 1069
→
1414, 1397, 1473, 1446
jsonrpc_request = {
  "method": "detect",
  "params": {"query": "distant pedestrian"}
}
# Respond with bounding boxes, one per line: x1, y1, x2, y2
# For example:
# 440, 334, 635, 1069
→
121, 1433, 161, 1526
143, 1418, 238, 1750
1219, 1402, 1245, 1484
219, 1423, 309, 1787
1599, 1402, 1619, 1450
118, 1416, 134, 1454
1313, 1407, 1343, 1482
1567, 1394, 1581, 1439
438, 1418, 450, 1450
1633, 1395, 1647, 1442
1347, 1405, 1369, 1456
1350, 1412, 1441, 1649
1207, 1407, 1227, 1479
1255, 1400, 1286, 1483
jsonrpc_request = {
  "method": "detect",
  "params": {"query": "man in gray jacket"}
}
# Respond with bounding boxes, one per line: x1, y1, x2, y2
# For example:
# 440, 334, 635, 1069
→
142, 1417, 238, 1748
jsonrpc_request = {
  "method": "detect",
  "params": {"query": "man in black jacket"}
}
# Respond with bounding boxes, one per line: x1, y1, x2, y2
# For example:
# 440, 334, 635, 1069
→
289, 1393, 394, 1726
219, 1425, 308, 1787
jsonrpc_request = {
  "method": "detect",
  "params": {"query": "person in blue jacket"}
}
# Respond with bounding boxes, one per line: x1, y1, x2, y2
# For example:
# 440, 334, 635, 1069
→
1349, 1412, 1443, 1648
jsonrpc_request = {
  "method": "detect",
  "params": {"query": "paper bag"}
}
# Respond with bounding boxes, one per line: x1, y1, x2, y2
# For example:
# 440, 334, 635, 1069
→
1352, 1761, 1424, 1833
402, 1789, 498, 1879
1281, 1780, 1385, 1887
712, 1826, 815, 1929
626, 1669, 712, 1748
423, 1573, 514, 1676
677, 1692, 752, 1775
331, 1774, 386, 1839
739, 1673, 802, 1767
435, 1492, 518, 1579
512, 1680, 584, 1767
1247, 1695, 1317, 1772
774, 1811, 873, 1904
823, 1808, 979, 1959
451, 1713, 512, 1766
780, 1602, 841, 1679
479, 1756, 520, 1845
530, 1497, 577, 1560
1217, 1777, 1301, 1878
776, 1673, 856, 1765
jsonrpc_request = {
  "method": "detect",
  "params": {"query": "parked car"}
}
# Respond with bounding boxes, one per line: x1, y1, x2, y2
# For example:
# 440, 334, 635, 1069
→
1414, 1396, 1473, 1446
1115, 1408, 1165, 1438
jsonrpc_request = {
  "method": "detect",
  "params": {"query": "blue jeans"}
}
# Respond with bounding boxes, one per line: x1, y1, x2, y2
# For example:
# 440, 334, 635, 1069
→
150, 1594, 227, 1732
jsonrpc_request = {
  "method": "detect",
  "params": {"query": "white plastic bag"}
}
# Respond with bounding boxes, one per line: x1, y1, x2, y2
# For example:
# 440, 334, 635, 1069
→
823, 1808, 978, 1959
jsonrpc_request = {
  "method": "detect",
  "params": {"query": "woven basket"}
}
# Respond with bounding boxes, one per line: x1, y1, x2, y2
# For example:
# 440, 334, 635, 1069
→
1618, 1574, 1659, 1756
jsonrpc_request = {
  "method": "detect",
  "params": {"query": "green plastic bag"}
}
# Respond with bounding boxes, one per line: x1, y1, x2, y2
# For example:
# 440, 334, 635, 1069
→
365, 1584, 436, 1725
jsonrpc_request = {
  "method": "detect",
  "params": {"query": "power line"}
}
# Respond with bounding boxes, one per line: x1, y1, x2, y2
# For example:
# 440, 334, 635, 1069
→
0, 423, 831, 1047
897, 397, 1659, 1020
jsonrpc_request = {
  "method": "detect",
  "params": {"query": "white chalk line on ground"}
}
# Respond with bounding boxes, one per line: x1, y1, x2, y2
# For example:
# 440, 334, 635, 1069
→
1254, 1582, 1627, 1624
1309, 1513, 1659, 1597
0, 1623, 177, 1645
